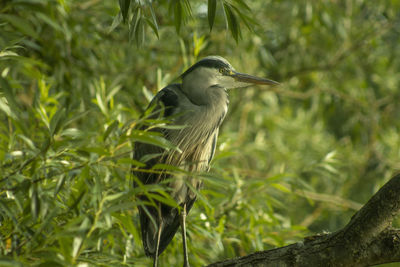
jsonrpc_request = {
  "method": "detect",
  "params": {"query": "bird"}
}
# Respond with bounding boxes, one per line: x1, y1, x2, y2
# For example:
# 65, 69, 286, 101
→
133, 56, 279, 267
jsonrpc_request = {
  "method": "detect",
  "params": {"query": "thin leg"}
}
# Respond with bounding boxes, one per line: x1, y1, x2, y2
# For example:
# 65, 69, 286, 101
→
153, 205, 163, 267
180, 203, 190, 267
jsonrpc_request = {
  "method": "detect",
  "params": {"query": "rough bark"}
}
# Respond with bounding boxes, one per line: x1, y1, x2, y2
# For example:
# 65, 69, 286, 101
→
207, 173, 400, 267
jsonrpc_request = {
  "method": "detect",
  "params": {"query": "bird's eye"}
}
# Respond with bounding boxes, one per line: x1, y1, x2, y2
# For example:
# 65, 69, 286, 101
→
219, 68, 226, 74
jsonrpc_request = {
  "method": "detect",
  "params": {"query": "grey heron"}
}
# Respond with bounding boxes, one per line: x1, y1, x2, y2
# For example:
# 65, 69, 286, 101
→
133, 56, 279, 267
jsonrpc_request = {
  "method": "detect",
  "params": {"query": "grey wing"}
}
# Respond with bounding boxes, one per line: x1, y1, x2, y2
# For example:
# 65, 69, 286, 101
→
133, 84, 181, 185
132, 84, 183, 257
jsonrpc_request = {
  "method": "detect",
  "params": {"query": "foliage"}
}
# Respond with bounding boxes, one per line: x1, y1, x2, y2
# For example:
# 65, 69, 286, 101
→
116, 0, 254, 45
1, 0, 400, 266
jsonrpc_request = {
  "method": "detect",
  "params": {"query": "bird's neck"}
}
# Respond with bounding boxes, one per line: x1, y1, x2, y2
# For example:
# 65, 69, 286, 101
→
181, 81, 228, 128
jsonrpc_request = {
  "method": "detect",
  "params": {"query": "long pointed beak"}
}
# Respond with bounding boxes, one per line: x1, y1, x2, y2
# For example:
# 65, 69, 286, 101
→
231, 71, 280, 86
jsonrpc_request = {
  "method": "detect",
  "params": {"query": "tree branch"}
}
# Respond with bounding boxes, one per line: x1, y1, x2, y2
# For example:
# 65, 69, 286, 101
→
208, 173, 400, 267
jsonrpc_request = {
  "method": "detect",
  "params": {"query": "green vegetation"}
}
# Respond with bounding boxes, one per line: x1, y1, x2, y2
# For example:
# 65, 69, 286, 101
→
1, 1, 399, 266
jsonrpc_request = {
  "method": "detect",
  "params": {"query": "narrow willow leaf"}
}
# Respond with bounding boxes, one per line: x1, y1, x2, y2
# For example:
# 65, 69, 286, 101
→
0, 14, 39, 39
208, 0, 217, 30
103, 192, 126, 202
270, 183, 291, 193
223, 3, 240, 42
36, 12, 66, 33
17, 134, 37, 151
72, 217, 90, 258
130, 130, 180, 152
145, 18, 159, 39
151, 163, 184, 172
61, 128, 85, 139
103, 201, 136, 214
148, 192, 177, 208
0, 96, 14, 119
30, 185, 40, 220
0, 259, 23, 267
185, 179, 211, 208
129, 6, 140, 42
103, 120, 119, 141
148, 3, 159, 38
36, 103, 50, 130
138, 152, 162, 163
0, 77, 20, 114
174, 1, 182, 34
232, 0, 251, 11
113, 213, 140, 245
117, 157, 146, 167
54, 174, 66, 197
50, 107, 65, 137
69, 189, 86, 212
135, 17, 145, 47
109, 12, 123, 33
0, 199, 18, 225
230, 4, 257, 31
119, 0, 131, 23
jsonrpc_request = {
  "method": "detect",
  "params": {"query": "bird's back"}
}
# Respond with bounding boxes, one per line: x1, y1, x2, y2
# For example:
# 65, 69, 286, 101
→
133, 83, 225, 257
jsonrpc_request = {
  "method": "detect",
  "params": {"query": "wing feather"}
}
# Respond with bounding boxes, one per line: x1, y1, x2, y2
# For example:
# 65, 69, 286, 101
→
133, 84, 186, 257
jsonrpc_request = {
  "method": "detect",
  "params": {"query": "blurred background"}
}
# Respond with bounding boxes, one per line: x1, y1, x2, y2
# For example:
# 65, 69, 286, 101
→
1, 0, 399, 266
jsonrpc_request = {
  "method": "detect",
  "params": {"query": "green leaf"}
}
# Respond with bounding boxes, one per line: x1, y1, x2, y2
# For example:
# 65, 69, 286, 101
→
229, 3, 256, 31
148, 2, 159, 38
49, 107, 65, 137
135, 17, 145, 47
117, 157, 146, 167
151, 163, 185, 173
174, 1, 182, 34
109, 12, 123, 33
61, 128, 85, 139
17, 134, 38, 151
36, 103, 50, 130
54, 174, 66, 197
147, 191, 178, 208
103, 192, 126, 202
270, 183, 291, 193
223, 3, 241, 42
130, 130, 180, 152
0, 259, 23, 267
232, 0, 251, 12
119, 0, 131, 23
103, 120, 119, 141
130, 7, 145, 46
36, 12, 66, 34
0, 14, 39, 39
145, 18, 159, 39
72, 217, 90, 258
113, 213, 141, 244
0, 95, 16, 119
0, 77, 20, 115
30, 184, 40, 220
208, 0, 217, 31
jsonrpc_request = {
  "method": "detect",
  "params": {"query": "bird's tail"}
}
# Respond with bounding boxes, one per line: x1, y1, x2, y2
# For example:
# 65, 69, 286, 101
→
139, 204, 181, 257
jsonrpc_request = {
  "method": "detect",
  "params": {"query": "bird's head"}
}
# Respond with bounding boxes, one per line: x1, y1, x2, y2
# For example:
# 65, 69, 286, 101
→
181, 56, 279, 91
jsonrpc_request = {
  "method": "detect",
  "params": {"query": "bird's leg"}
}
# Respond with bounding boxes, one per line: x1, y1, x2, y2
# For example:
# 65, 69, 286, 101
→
180, 203, 190, 267
153, 204, 163, 267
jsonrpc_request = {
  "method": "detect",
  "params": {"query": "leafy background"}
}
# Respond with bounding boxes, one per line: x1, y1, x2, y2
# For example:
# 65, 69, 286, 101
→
1, 0, 399, 266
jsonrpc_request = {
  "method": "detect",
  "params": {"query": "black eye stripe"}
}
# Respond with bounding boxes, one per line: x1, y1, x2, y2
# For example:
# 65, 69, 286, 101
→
181, 58, 231, 78
195, 59, 230, 69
